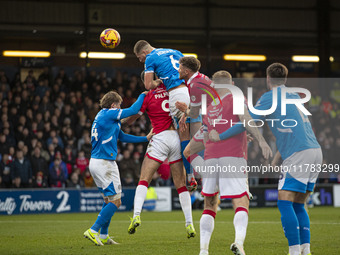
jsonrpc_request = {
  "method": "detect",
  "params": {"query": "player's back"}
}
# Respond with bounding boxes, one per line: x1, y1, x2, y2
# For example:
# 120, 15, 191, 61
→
203, 92, 247, 160
145, 48, 185, 91
255, 85, 320, 160
91, 108, 122, 160
140, 84, 173, 134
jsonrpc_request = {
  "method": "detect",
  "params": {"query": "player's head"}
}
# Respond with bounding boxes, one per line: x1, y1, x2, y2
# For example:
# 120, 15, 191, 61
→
178, 57, 201, 80
212, 70, 232, 84
212, 70, 233, 95
266, 63, 288, 89
134, 40, 153, 63
100, 91, 123, 109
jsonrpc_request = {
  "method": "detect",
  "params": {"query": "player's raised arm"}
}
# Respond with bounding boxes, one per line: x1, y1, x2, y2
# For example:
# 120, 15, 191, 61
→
119, 93, 147, 119
144, 72, 162, 90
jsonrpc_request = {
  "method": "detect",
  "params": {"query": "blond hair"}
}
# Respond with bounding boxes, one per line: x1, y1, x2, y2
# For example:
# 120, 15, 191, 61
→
212, 70, 232, 84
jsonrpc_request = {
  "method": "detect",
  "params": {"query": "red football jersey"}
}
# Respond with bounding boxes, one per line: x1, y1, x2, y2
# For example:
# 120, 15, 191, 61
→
203, 92, 248, 160
139, 84, 172, 134
187, 72, 213, 107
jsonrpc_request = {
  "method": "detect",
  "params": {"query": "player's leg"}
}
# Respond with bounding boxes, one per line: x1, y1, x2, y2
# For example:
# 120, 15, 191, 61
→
184, 129, 205, 191
200, 165, 219, 255
231, 195, 249, 255
218, 157, 248, 255
167, 130, 196, 237
183, 127, 205, 160
278, 148, 322, 255
170, 160, 195, 238
169, 87, 193, 183
190, 120, 201, 138
277, 190, 301, 255
129, 157, 161, 234
99, 198, 115, 244
97, 196, 121, 245
293, 192, 312, 255
291, 148, 322, 255
200, 195, 218, 255
84, 159, 121, 246
179, 124, 193, 180
278, 153, 303, 255
85, 191, 121, 246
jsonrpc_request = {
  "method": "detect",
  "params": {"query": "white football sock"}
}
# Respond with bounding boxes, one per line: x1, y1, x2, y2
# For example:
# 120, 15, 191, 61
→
200, 214, 215, 252
133, 184, 148, 218
301, 243, 311, 255
233, 210, 248, 246
99, 234, 108, 239
289, 244, 301, 255
179, 191, 193, 226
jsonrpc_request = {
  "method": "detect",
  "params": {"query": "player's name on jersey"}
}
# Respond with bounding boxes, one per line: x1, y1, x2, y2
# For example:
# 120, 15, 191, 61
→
155, 92, 168, 99
156, 49, 176, 56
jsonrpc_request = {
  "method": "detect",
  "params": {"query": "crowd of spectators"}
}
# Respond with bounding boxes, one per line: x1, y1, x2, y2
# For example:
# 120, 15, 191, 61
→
0, 67, 339, 189
0, 67, 153, 189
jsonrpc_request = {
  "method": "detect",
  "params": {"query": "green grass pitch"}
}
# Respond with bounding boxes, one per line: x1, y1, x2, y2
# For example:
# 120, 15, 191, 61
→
0, 207, 339, 254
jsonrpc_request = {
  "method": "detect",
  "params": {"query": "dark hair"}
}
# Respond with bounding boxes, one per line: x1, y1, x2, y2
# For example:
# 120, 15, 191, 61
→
266, 63, 288, 85
179, 57, 201, 72
99, 91, 122, 108
134, 40, 150, 54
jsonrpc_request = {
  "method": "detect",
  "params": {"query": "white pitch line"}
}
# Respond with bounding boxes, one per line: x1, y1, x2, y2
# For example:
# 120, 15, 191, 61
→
0, 220, 339, 225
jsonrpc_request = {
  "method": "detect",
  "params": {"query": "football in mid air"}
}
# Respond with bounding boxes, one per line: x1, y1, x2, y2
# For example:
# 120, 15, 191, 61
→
99, 28, 121, 49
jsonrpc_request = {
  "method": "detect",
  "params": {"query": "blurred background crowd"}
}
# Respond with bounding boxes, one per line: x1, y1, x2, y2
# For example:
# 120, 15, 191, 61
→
0, 67, 339, 189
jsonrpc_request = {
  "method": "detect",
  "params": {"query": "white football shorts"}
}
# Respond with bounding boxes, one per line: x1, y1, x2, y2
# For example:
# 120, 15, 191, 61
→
145, 130, 182, 164
89, 158, 122, 196
278, 147, 323, 193
200, 156, 249, 199
169, 86, 190, 125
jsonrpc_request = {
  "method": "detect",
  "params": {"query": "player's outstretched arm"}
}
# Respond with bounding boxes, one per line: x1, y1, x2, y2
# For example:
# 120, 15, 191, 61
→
121, 114, 140, 125
239, 106, 272, 159
119, 93, 146, 119
209, 124, 245, 142
118, 129, 151, 143
209, 106, 272, 159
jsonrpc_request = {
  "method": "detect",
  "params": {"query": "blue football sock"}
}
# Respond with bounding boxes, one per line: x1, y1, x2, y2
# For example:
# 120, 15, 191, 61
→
98, 202, 111, 235
277, 200, 300, 246
91, 202, 118, 232
293, 202, 310, 245
100, 218, 111, 235
181, 140, 191, 174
